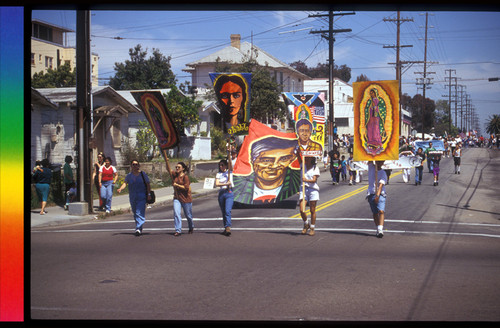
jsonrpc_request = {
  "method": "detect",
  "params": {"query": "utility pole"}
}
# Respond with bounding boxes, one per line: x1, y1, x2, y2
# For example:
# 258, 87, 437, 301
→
310, 11, 354, 152
415, 12, 437, 139
76, 10, 92, 213
383, 11, 413, 135
444, 69, 456, 134
457, 85, 465, 132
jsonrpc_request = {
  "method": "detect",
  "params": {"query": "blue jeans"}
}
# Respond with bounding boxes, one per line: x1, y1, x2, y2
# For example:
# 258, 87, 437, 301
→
415, 166, 423, 184
218, 189, 234, 228
100, 180, 114, 211
130, 192, 146, 232
173, 199, 194, 233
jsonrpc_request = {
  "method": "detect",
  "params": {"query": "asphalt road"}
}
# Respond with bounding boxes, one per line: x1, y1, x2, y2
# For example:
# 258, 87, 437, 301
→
30, 147, 500, 322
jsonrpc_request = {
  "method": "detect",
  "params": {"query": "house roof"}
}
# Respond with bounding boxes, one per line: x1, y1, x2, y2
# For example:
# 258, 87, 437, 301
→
34, 86, 139, 113
31, 87, 58, 109
32, 19, 74, 33
184, 41, 309, 80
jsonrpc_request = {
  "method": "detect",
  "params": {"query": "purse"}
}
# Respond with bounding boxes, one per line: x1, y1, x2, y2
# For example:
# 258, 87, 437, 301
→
140, 171, 155, 204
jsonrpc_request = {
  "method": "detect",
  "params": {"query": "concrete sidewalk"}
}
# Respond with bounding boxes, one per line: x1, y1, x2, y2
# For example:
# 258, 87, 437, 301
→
30, 180, 218, 228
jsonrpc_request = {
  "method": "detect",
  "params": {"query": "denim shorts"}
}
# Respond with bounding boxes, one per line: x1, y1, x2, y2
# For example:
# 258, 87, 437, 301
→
367, 194, 386, 214
299, 187, 319, 202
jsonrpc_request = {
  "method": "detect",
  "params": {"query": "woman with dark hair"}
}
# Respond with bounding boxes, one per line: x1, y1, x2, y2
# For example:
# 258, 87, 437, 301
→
117, 160, 151, 236
214, 74, 248, 133
92, 152, 105, 210
99, 156, 118, 214
215, 159, 234, 236
171, 161, 194, 236
33, 159, 52, 215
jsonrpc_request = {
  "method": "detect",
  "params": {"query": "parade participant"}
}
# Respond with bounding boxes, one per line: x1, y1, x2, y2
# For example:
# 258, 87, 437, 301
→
99, 156, 118, 214
454, 142, 462, 174
414, 147, 425, 186
367, 161, 388, 238
299, 156, 321, 236
425, 142, 436, 173
93, 152, 105, 211
215, 159, 234, 236
117, 160, 151, 236
340, 155, 347, 182
432, 152, 442, 186
33, 158, 52, 215
330, 152, 341, 185
347, 152, 356, 185
171, 162, 194, 236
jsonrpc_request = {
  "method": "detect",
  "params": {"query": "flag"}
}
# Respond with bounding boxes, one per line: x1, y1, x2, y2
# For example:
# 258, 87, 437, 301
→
131, 91, 180, 150
210, 72, 251, 135
353, 80, 399, 161
232, 120, 301, 205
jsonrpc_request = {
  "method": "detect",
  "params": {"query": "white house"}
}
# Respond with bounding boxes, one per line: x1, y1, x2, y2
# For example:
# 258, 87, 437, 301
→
304, 78, 354, 136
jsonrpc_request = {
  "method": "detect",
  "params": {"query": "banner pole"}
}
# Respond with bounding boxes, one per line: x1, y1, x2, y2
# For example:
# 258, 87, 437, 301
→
301, 155, 306, 213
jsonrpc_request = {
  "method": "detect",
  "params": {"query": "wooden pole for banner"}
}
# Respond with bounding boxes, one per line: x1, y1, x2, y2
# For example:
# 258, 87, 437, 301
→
373, 161, 378, 196
300, 155, 306, 213
161, 149, 174, 182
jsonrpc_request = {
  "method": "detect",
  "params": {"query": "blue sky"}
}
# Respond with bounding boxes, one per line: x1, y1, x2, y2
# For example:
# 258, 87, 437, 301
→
31, 9, 500, 134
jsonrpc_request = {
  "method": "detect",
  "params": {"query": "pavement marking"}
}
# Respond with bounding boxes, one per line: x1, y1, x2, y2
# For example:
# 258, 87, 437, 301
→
291, 171, 404, 218
31, 227, 500, 239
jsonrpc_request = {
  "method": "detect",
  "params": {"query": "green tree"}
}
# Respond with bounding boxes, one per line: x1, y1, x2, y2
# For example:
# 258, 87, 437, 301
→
355, 74, 370, 82
163, 86, 202, 136
135, 120, 157, 161
433, 99, 458, 137
289, 60, 351, 82
108, 44, 177, 90
31, 62, 76, 88
486, 114, 500, 135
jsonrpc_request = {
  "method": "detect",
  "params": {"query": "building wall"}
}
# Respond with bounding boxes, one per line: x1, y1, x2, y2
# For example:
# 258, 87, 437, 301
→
31, 38, 99, 86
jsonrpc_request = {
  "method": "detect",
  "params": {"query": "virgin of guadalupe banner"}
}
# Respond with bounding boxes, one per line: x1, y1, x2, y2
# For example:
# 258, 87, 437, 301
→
210, 73, 251, 135
131, 91, 180, 150
232, 120, 301, 205
353, 80, 399, 161
282, 92, 326, 157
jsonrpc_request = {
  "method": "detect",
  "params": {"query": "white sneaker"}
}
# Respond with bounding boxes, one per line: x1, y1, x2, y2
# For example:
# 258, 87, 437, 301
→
376, 230, 384, 238
135, 229, 141, 236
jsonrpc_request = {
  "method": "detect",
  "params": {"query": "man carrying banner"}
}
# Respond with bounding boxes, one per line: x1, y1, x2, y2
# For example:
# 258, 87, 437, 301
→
367, 161, 388, 238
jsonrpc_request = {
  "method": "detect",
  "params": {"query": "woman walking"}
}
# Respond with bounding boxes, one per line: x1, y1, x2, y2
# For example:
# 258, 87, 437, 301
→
172, 162, 194, 236
99, 156, 118, 214
300, 156, 321, 236
63, 155, 74, 210
215, 159, 233, 236
92, 152, 105, 211
33, 159, 52, 215
117, 160, 151, 236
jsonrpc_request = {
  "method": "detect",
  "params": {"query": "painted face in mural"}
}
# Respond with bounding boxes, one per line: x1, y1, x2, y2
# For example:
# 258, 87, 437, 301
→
297, 122, 312, 145
252, 146, 296, 190
219, 81, 243, 117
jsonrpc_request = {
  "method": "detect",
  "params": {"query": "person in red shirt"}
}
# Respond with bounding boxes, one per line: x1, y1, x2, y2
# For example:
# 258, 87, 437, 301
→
99, 157, 118, 214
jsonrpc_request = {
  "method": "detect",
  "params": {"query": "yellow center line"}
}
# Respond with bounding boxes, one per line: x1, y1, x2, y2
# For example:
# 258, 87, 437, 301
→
290, 170, 401, 218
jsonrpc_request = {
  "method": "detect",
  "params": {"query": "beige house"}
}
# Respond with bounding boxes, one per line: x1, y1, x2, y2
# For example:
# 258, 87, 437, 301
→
31, 19, 99, 87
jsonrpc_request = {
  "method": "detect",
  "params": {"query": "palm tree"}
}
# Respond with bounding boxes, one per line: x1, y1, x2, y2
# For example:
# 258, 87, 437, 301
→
485, 114, 500, 136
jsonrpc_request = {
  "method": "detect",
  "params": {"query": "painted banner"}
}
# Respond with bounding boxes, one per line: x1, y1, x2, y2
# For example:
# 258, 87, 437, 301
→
414, 140, 445, 152
131, 91, 180, 150
350, 154, 423, 171
282, 92, 326, 158
353, 80, 399, 161
210, 72, 251, 135
232, 120, 301, 204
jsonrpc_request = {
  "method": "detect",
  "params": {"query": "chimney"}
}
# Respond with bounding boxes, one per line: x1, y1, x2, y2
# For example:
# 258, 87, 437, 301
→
230, 34, 241, 50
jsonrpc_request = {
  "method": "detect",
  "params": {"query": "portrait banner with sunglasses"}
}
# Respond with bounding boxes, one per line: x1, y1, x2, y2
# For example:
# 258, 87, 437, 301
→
282, 92, 326, 158
232, 120, 301, 205
210, 73, 251, 136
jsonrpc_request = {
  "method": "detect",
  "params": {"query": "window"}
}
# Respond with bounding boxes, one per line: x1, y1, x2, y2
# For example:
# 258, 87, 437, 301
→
31, 53, 35, 65
32, 23, 53, 42
335, 118, 349, 127
45, 56, 53, 69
